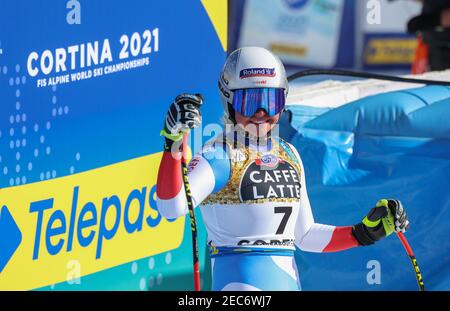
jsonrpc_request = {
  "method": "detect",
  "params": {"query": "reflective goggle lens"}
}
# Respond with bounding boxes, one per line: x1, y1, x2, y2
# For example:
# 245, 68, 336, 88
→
232, 88, 285, 117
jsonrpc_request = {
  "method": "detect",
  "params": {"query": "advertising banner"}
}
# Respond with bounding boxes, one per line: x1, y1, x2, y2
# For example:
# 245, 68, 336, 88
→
238, 0, 348, 68
0, 0, 227, 290
360, 0, 421, 70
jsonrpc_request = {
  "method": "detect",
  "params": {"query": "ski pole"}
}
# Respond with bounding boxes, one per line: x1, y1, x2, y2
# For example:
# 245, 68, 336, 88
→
180, 133, 201, 291
397, 232, 425, 291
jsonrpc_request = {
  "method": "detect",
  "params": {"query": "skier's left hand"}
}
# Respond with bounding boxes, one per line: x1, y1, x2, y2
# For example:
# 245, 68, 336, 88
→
352, 199, 410, 246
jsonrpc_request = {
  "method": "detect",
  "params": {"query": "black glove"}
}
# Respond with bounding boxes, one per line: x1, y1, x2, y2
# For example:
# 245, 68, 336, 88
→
352, 199, 410, 246
160, 93, 203, 150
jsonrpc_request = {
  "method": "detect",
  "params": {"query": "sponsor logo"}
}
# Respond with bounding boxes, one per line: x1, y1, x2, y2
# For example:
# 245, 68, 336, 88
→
253, 80, 267, 85
0, 152, 184, 290
239, 68, 275, 79
237, 239, 295, 246
255, 154, 283, 168
364, 37, 417, 66
239, 159, 301, 202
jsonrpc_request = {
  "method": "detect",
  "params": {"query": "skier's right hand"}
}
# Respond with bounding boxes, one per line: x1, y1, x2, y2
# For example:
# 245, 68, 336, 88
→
160, 93, 203, 142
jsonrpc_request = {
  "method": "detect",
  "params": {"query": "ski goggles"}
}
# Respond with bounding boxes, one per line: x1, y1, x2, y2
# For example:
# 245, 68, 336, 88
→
232, 88, 285, 117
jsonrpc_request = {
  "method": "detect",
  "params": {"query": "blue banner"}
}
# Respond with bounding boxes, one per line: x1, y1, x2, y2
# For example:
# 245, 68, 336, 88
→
0, 0, 226, 290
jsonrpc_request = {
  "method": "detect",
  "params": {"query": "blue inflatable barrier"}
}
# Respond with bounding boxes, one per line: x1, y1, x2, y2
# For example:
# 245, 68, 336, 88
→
288, 85, 450, 290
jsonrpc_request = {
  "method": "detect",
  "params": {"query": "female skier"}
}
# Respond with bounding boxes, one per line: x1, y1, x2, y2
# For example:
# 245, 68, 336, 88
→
156, 47, 409, 291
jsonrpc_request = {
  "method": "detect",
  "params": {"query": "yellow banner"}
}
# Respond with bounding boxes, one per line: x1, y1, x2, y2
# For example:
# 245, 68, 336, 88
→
201, 0, 228, 51
0, 152, 184, 290
365, 38, 417, 65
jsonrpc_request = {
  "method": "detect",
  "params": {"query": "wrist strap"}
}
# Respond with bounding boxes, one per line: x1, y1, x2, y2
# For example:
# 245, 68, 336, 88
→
352, 223, 376, 246
160, 128, 183, 142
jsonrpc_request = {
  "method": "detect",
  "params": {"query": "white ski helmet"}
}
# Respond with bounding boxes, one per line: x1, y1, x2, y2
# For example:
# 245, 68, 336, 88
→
218, 46, 289, 123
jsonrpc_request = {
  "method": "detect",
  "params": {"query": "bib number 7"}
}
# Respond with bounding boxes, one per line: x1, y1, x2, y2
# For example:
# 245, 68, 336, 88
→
274, 206, 292, 235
